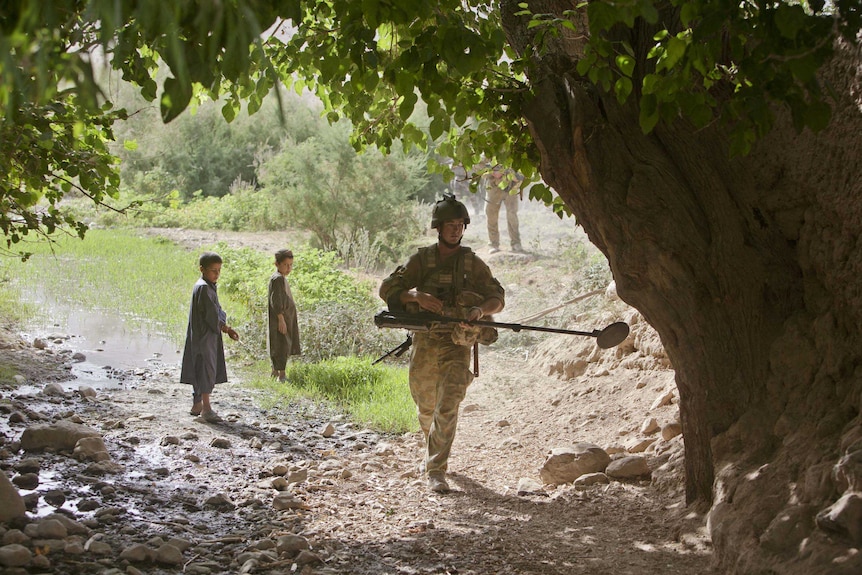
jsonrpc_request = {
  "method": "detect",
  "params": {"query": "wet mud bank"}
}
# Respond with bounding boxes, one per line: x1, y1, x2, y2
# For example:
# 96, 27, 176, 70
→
0, 329, 388, 574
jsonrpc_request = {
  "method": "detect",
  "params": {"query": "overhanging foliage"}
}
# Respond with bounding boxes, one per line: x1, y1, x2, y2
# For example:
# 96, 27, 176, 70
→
1, 0, 858, 254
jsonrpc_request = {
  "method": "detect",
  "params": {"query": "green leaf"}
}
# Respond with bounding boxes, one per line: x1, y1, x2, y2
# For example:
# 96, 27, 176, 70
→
221, 101, 238, 122
616, 55, 635, 77
123, 139, 138, 151
614, 77, 633, 103
774, 4, 807, 40
161, 77, 193, 123
659, 36, 687, 71
398, 92, 418, 121
639, 93, 659, 133
586, 1, 619, 32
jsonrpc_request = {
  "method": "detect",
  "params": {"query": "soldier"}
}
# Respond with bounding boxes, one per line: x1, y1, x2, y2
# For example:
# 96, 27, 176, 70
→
379, 195, 505, 492
482, 165, 525, 253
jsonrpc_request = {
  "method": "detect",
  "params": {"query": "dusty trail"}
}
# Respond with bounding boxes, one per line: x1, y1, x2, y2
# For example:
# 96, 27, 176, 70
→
1, 216, 715, 574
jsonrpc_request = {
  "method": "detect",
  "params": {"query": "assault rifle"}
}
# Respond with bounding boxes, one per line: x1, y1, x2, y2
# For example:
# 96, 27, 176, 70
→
373, 310, 629, 349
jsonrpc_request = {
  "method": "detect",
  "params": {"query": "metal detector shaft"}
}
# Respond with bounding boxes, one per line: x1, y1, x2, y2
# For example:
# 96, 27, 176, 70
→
373, 310, 629, 348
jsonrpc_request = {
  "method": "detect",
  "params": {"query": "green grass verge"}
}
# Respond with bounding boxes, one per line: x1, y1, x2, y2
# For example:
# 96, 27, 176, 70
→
248, 356, 418, 434
0, 229, 250, 344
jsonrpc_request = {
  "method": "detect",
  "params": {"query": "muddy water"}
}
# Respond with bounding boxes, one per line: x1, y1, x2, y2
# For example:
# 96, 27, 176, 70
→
19, 291, 180, 390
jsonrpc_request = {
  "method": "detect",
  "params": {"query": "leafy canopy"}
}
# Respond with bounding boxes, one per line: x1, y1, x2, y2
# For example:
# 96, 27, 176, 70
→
1, 0, 859, 251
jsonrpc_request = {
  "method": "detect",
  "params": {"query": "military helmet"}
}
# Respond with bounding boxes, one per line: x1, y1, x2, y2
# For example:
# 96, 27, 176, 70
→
431, 193, 470, 229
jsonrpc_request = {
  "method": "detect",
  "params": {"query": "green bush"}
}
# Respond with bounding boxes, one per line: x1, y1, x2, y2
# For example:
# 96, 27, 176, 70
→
212, 244, 402, 363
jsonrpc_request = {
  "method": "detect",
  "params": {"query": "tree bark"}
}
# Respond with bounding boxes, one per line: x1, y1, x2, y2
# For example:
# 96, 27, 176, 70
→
503, 1, 862, 572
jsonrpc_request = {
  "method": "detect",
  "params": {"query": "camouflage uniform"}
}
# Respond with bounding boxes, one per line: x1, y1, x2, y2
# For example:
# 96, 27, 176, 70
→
380, 245, 504, 476
482, 167, 524, 251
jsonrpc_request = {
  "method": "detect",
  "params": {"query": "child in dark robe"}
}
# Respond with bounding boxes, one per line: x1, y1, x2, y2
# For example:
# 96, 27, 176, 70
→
268, 249, 301, 382
180, 252, 239, 423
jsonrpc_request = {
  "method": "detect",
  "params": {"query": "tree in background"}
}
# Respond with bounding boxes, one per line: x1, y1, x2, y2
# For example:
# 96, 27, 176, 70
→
258, 118, 429, 263
111, 86, 321, 200
3, 2, 862, 572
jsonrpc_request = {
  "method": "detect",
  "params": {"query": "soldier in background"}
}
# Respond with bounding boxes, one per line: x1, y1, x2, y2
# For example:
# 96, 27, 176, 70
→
482, 165, 524, 253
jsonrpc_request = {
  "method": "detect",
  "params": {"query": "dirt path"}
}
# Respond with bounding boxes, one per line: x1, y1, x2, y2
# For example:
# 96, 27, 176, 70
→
1, 345, 713, 575
1, 222, 716, 574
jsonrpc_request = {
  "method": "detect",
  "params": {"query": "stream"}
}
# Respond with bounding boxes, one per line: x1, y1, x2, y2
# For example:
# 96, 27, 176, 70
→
17, 293, 180, 391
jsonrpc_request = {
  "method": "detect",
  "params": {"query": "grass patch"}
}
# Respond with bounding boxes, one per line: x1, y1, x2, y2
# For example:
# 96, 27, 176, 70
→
0, 229, 250, 344
249, 356, 417, 434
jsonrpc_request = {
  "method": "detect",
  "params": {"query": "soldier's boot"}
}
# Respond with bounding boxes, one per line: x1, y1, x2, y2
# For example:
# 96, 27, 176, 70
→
427, 472, 449, 493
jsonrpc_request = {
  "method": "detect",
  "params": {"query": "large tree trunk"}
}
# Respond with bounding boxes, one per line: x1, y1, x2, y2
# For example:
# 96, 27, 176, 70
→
502, 2, 862, 573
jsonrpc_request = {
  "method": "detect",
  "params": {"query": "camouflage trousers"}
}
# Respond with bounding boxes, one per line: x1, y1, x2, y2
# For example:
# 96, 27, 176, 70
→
408, 330, 474, 475
485, 186, 521, 249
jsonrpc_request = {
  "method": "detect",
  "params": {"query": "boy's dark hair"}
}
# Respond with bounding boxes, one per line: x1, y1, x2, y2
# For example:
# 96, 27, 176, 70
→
199, 252, 223, 268
275, 249, 294, 263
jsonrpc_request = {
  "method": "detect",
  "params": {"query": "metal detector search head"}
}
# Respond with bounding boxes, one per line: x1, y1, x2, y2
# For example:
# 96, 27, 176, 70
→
595, 322, 630, 349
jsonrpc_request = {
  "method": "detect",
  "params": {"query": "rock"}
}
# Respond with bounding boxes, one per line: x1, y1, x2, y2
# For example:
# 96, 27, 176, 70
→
271, 477, 289, 491
14, 458, 41, 474
0, 470, 26, 522
44, 513, 89, 535
42, 382, 67, 397
833, 449, 862, 492
516, 477, 545, 496
294, 549, 323, 565
2, 530, 28, 545
760, 505, 815, 554
650, 391, 674, 410
606, 456, 651, 479
35, 518, 68, 539
816, 492, 862, 546
640, 417, 660, 435
33, 338, 46, 349
210, 438, 231, 449
88, 540, 113, 555
12, 472, 39, 490
574, 472, 611, 487
661, 422, 683, 440
276, 533, 309, 555
155, 543, 184, 565
625, 437, 657, 453
78, 386, 97, 399
273, 493, 309, 510
272, 464, 289, 476
73, 436, 111, 462
77, 499, 100, 512
0, 543, 32, 567
120, 543, 153, 562
287, 468, 308, 484
204, 493, 235, 510
64, 541, 85, 555
43, 489, 66, 507
20, 420, 100, 452
539, 443, 610, 485
321, 423, 336, 437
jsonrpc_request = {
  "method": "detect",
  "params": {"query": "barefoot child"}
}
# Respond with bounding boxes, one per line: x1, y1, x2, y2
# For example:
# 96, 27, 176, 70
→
180, 252, 239, 422
268, 249, 301, 382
